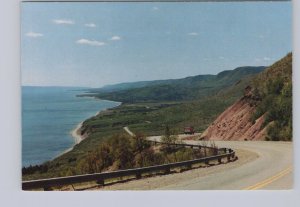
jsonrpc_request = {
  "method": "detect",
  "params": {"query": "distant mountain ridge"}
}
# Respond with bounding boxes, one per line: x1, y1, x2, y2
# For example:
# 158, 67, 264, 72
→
88, 66, 265, 103
93, 79, 177, 93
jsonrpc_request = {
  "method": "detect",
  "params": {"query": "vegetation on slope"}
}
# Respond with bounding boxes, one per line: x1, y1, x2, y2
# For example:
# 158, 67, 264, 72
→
250, 53, 292, 141
86, 66, 265, 103
23, 131, 217, 180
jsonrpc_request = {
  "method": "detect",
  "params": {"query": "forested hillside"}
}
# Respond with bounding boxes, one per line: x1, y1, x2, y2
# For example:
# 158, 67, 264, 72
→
87, 66, 265, 103
251, 53, 292, 141
201, 53, 292, 141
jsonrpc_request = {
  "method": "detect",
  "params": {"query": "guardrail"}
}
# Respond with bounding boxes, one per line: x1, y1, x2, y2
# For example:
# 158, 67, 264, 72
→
22, 141, 236, 190
147, 139, 221, 150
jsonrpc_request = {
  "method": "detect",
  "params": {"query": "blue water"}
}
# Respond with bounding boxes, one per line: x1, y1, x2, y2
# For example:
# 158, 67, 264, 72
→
22, 86, 120, 167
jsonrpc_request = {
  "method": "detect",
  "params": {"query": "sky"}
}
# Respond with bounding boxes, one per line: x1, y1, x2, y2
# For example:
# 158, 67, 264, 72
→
21, 2, 292, 87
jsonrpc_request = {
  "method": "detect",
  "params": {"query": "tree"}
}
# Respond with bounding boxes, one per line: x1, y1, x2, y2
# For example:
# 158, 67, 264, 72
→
109, 134, 134, 169
161, 125, 178, 144
132, 133, 150, 153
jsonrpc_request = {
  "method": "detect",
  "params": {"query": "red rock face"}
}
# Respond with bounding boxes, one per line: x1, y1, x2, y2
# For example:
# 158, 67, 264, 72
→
200, 95, 267, 141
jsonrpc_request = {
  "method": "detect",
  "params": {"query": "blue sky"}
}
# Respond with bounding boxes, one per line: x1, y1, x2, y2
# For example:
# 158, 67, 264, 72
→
21, 2, 291, 87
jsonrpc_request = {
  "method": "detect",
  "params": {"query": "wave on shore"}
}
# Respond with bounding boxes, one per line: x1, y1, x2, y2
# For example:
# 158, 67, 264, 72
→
71, 122, 85, 144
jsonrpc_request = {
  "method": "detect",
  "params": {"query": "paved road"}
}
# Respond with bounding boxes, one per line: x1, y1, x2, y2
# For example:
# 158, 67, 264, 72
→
154, 139, 293, 190
103, 132, 293, 190
123, 126, 135, 137
121, 128, 293, 190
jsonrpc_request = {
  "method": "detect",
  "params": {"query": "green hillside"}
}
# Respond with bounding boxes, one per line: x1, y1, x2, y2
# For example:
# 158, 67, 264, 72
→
90, 79, 177, 93
250, 53, 292, 141
88, 66, 265, 103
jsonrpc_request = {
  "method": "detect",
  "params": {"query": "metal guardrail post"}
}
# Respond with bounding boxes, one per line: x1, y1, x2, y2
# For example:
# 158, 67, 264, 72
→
96, 179, 104, 186
136, 172, 142, 179
44, 186, 52, 191
165, 166, 171, 174
227, 155, 231, 162
186, 163, 192, 169
205, 160, 209, 165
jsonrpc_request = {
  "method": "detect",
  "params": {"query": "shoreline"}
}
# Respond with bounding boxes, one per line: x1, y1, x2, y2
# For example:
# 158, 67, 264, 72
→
59, 101, 122, 158
71, 122, 85, 145
53, 122, 85, 160
70, 106, 118, 145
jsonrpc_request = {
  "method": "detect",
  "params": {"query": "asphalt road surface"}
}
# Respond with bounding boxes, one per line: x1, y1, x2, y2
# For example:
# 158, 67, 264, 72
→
160, 140, 293, 190
100, 137, 293, 190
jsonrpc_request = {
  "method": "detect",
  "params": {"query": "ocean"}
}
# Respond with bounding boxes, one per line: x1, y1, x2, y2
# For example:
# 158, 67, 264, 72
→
22, 86, 120, 167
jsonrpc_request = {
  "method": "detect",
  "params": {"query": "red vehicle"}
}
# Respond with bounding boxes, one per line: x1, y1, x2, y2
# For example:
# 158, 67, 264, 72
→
184, 126, 195, 135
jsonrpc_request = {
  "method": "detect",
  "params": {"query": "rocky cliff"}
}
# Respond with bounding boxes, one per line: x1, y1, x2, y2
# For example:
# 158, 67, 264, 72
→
200, 86, 267, 141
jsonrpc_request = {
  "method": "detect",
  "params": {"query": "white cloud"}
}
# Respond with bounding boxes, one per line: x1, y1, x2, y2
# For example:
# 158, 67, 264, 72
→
255, 57, 272, 62
84, 23, 96, 28
76, 39, 105, 46
255, 58, 261, 62
110, 36, 121, 41
188, 32, 199, 36
152, 7, 159, 11
263, 57, 271, 61
25, 32, 43, 38
219, 56, 225, 60
53, 19, 74, 25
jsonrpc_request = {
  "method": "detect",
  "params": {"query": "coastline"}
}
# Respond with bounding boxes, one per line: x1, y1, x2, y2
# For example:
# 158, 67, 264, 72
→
70, 103, 121, 145
52, 100, 122, 160
71, 122, 85, 144
63, 102, 122, 156
53, 123, 85, 159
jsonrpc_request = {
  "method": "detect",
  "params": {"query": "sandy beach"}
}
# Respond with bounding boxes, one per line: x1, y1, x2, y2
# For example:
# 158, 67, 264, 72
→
53, 123, 85, 159
62, 104, 120, 158
71, 122, 85, 144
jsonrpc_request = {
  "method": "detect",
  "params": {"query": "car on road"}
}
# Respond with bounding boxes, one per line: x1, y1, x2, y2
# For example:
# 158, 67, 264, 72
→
184, 126, 195, 135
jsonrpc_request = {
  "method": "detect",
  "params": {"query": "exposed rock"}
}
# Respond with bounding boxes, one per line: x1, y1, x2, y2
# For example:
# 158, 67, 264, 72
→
200, 87, 267, 141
